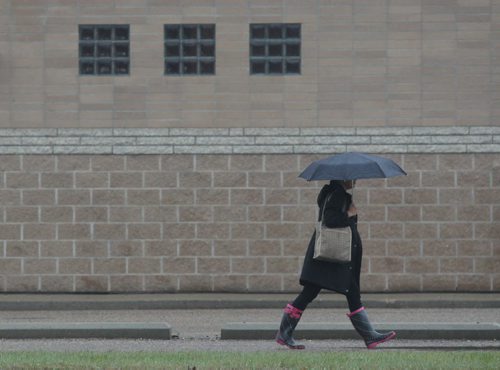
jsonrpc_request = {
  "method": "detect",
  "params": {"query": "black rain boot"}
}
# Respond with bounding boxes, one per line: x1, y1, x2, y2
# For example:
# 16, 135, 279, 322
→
276, 303, 306, 350
347, 306, 396, 349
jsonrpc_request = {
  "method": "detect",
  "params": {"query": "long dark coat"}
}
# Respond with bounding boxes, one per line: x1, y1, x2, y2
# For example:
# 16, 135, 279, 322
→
299, 182, 363, 294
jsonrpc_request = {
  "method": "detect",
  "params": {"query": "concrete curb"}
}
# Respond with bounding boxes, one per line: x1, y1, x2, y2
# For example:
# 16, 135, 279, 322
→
0, 293, 498, 310
221, 322, 500, 340
0, 322, 172, 340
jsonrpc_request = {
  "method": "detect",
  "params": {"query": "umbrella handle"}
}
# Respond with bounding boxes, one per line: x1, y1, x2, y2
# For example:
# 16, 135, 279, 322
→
347, 183, 354, 201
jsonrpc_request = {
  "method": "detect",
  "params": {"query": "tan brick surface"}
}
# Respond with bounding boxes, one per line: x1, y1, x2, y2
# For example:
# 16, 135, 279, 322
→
40, 276, 74, 292
144, 275, 177, 292
370, 257, 404, 273
388, 274, 422, 292
144, 173, 177, 188
213, 275, 248, 292
93, 190, 125, 205
5, 276, 39, 292
144, 206, 177, 223
41, 173, 74, 188
249, 275, 282, 292
370, 189, 403, 204
23, 224, 55, 240
422, 275, 457, 291
0, 153, 498, 292
128, 258, 161, 274
0, 190, 21, 206
0, 157, 21, 171
75, 173, 109, 188
387, 241, 420, 257
58, 156, 90, 172
363, 240, 387, 257
476, 223, 500, 240
360, 274, 386, 291
456, 275, 491, 291
6, 207, 38, 223
58, 189, 91, 205
40, 241, 73, 257
179, 172, 212, 188
23, 190, 55, 205
178, 275, 212, 291
458, 241, 492, 256
58, 224, 91, 240
75, 275, 109, 293
0, 224, 21, 240
76, 206, 109, 222
127, 156, 160, 171
23, 156, 55, 172
59, 258, 92, 274
370, 223, 404, 239
6, 173, 38, 189
214, 240, 247, 256
41, 207, 73, 222
0, 259, 22, 274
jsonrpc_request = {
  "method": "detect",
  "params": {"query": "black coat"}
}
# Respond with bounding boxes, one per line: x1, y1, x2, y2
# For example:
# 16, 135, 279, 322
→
299, 182, 363, 294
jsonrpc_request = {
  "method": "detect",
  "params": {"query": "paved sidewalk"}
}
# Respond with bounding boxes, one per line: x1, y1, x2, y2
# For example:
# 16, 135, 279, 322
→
0, 307, 498, 350
0, 293, 498, 351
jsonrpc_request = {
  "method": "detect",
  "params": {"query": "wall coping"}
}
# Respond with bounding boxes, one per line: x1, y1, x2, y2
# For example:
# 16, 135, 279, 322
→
0, 126, 498, 154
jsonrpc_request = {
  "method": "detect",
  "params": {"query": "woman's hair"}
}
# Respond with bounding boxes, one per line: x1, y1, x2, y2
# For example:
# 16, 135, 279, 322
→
330, 180, 344, 186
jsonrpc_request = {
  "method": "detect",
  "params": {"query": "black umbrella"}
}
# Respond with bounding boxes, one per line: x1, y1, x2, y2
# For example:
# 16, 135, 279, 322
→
299, 152, 406, 181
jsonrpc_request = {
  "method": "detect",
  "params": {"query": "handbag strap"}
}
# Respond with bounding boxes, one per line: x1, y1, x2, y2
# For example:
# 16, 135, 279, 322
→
320, 190, 348, 224
320, 193, 332, 224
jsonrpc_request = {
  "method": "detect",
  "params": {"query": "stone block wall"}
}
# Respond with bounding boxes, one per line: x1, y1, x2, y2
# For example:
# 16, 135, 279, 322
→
0, 1, 499, 293
0, 145, 498, 292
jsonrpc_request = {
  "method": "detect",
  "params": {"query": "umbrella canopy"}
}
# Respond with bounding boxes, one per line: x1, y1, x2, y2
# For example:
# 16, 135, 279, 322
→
299, 152, 407, 181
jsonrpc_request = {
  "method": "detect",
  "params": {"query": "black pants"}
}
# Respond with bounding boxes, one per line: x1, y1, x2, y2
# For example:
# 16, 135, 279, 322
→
292, 281, 362, 313
293, 241, 363, 312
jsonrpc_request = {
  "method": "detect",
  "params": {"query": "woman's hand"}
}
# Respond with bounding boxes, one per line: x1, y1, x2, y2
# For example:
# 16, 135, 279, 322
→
347, 203, 357, 217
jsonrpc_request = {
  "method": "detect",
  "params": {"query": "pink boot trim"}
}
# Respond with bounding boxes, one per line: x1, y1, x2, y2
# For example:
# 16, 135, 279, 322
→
367, 331, 396, 349
284, 303, 303, 319
347, 306, 365, 318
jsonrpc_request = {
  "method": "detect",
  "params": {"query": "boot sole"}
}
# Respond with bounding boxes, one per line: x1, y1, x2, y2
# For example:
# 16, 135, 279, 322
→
276, 338, 306, 350
367, 331, 396, 349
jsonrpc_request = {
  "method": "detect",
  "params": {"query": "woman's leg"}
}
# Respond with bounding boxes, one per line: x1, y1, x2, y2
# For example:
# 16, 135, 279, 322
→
276, 284, 321, 349
345, 237, 396, 348
347, 234, 363, 312
292, 283, 322, 311
346, 280, 363, 312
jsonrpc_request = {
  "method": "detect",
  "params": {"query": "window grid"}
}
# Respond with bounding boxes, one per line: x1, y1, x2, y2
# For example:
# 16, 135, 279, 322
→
79, 25, 130, 76
249, 23, 301, 75
164, 24, 216, 75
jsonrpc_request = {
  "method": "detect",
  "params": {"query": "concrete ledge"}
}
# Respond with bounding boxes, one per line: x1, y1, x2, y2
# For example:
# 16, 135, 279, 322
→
0, 293, 499, 310
0, 322, 171, 340
221, 322, 500, 340
0, 126, 498, 154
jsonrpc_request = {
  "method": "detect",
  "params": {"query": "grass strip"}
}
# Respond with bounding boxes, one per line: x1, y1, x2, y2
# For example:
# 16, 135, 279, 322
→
0, 350, 498, 369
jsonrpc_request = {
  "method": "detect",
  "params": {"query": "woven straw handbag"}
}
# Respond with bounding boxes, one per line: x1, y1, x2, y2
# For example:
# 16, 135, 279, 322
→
313, 193, 352, 263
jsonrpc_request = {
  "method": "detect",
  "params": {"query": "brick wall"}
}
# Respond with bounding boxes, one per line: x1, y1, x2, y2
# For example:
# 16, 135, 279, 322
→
1, 0, 499, 293
1, 153, 498, 293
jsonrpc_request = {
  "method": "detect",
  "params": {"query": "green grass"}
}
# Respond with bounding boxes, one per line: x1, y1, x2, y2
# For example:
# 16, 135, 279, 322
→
0, 351, 498, 370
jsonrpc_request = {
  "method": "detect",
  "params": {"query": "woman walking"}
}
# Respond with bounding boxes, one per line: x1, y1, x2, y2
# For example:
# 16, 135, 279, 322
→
276, 179, 396, 350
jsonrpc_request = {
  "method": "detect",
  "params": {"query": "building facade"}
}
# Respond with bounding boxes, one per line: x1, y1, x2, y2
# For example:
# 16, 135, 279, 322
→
0, 0, 498, 292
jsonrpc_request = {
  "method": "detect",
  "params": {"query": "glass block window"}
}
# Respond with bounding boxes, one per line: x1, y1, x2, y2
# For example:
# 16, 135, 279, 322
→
250, 23, 301, 75
164, 24, 216, 75
79, 25, 130, 76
